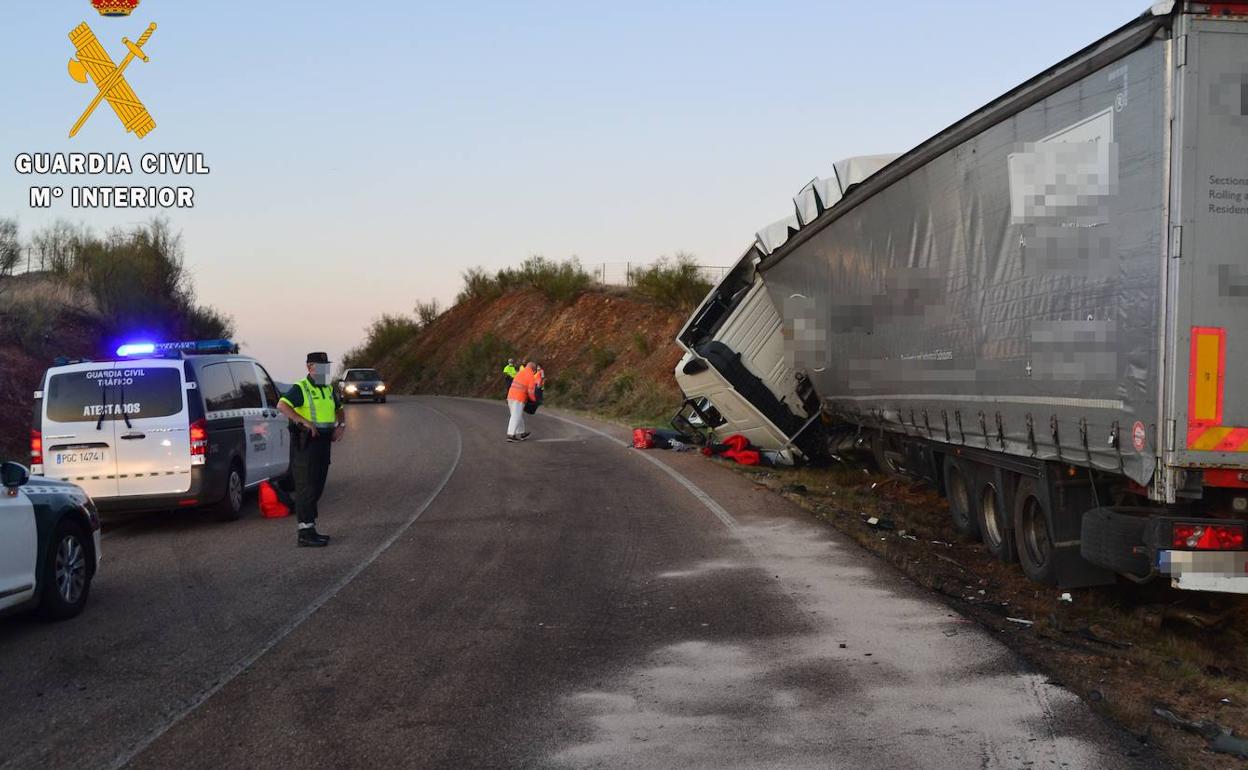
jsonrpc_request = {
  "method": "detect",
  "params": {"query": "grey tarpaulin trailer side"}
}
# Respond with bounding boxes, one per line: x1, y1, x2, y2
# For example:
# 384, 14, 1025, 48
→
747, 2, 1248, 592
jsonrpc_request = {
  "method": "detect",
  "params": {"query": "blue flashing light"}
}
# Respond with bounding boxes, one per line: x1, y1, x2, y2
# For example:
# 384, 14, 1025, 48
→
113, 339, 238, 358
155, 339, 237, 354
116, 342, 156, 357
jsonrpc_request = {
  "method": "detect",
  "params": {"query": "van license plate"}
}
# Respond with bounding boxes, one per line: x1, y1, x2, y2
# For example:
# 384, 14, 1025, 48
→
54, 449, 107, 466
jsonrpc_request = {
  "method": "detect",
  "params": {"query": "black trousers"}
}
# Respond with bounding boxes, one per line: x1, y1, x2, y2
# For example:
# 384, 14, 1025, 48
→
292, 434, 332, 526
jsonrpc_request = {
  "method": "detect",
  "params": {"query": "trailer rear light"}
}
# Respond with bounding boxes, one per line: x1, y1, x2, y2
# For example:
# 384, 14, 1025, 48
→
1172, 523, 1246, 550
30, 429, 43, 474
189, 418, 207, 466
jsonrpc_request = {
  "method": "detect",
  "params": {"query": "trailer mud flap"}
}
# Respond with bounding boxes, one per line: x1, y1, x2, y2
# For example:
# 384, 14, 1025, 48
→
1080, 507, 1152, 578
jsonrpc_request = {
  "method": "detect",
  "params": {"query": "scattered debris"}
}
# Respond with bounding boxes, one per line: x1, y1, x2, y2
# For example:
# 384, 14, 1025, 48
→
781, 483, 808, 495
1136, 604, 1233, 631
863, 516, 896, 531
1058, 592, 1073, 603
934, 553, 969, 572
1153, 705, 1248, 757
1075, 626, 1133, 650
1006, 617, 1035, 626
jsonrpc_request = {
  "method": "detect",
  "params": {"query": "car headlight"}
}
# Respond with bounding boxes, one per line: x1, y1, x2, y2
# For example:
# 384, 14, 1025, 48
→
376, 384, 386, 392
345, 384, 358, 393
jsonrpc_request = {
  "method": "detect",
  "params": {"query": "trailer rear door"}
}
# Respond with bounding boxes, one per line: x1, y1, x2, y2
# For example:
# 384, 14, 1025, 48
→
1170, 14, 1248, 470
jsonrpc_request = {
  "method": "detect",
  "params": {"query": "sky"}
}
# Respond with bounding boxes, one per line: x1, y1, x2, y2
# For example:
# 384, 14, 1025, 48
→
2, 0, 1150, 380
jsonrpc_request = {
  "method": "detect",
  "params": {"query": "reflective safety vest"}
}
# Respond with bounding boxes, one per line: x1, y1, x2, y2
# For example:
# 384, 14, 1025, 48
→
508, 366, 537, 402
293, 378, 338, 429
503, 364, 518, 379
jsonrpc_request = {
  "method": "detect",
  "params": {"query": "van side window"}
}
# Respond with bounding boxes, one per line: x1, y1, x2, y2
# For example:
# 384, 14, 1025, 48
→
228, 362, 264, 410
199, 363, 241, 413
256, 364, 281, 408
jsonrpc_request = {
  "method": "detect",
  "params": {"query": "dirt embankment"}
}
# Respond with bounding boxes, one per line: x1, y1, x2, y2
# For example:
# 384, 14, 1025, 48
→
373, 287, 689, 421
0, 275, 104, 462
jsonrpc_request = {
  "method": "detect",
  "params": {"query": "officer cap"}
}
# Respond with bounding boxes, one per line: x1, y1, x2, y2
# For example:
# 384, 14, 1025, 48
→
306, 351, 330, 364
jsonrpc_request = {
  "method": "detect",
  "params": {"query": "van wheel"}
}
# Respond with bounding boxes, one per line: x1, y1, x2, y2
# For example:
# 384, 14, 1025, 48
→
37, 520, 92, 621
942, 457, 980, 539
978, 479, 1015, 562
1014, 478, 1057, 583
215, 462, 245, 521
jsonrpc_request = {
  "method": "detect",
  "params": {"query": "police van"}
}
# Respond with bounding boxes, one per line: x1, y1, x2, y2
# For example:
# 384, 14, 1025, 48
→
31, 340, 291, 520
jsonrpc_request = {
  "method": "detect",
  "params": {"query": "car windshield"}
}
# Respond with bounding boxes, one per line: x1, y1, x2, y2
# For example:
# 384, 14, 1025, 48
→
345, 370, 381, 381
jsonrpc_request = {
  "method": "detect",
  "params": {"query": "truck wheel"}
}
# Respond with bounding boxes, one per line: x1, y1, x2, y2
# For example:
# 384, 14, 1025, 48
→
870, 432, 905, 477
1014, 478, 1056, 584
215, 461, 245, 522
37, 519, 93, 621
942, 457, 981, 539
977, 479, 1015, 562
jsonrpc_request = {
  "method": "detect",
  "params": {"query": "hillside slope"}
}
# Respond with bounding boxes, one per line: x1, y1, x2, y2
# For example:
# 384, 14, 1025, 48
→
0, 275, 105, 462
372, 287, 689, 421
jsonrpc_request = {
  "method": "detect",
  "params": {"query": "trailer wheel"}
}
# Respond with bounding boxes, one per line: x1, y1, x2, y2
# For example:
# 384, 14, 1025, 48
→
942, 457, 981, 539
1014, 478, 1056, 584
977, 479, 1015, 562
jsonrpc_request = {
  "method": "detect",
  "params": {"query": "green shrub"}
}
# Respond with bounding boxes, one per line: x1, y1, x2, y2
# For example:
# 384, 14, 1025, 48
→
631, 253, 712, 309
455, 332, 513, 390
415, 298, 442, 328
344, 314, 420, 369
632, 331, 652, 355
455, 256, 592, 304
588, 344, 617, 373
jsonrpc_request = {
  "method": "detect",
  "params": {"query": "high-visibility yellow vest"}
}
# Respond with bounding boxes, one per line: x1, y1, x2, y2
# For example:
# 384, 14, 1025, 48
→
293, 378, 338, 429
503, 364, 518, 378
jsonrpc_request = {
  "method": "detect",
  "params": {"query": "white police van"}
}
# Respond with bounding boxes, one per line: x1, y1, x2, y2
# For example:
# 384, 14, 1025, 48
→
32, 340, 291, 520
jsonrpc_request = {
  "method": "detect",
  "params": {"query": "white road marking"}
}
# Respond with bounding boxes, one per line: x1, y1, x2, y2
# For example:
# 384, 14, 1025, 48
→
105, 402, 463, 770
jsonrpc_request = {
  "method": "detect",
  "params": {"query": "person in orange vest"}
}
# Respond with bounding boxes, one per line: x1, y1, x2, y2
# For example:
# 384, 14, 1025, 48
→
507, 361, 539, 442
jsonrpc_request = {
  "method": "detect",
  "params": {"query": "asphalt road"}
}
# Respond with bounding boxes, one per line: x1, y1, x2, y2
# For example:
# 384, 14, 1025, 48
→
0, 396, 1167, 769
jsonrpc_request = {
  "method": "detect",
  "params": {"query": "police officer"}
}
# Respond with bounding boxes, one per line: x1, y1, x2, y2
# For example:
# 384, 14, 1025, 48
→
277, 352, 345, 547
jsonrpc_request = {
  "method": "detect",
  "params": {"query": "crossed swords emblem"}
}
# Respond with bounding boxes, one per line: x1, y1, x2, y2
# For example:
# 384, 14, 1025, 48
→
67, 21, 157, 138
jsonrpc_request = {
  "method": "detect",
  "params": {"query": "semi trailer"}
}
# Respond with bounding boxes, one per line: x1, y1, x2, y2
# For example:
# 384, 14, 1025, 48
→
676, 1, 1248, 593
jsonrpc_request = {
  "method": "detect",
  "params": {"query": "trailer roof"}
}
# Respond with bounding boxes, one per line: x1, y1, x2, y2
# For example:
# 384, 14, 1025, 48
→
758, 2, 1177, 270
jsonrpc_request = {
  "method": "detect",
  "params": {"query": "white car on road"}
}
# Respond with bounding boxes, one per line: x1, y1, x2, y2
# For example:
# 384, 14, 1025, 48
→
0, 461, 101, 620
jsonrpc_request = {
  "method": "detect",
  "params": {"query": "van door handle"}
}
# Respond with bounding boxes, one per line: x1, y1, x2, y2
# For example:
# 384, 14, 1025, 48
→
120, 432, 146, 440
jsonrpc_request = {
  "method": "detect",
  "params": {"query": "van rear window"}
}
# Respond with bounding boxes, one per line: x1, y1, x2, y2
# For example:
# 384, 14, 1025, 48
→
46, 367, 184, 423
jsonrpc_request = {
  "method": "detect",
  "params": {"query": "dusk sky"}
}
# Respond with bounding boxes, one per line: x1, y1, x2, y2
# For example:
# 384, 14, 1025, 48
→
3, 0, 1148, 380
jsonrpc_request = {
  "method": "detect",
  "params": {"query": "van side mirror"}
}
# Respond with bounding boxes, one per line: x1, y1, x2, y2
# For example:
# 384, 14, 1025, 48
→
1, 462, 30, 489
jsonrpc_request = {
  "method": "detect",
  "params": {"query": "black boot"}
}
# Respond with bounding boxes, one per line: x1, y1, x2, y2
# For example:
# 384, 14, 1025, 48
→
298, 527, 329, 547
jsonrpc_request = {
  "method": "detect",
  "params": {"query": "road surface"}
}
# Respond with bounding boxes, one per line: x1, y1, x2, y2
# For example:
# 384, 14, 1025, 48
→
0, 396, 1165, 769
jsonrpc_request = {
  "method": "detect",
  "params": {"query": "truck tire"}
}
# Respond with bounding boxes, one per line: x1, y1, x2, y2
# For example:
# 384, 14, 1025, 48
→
214, 461, 245, 522
1014, 478, 1057, 584
870, 432, 905, 478
977, 477, 1015, 562
942, 456, 981, 539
